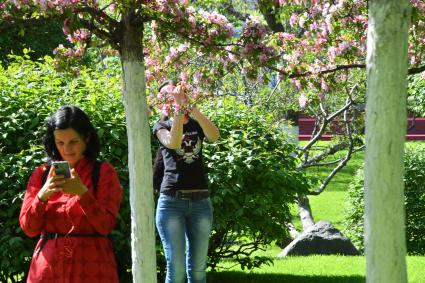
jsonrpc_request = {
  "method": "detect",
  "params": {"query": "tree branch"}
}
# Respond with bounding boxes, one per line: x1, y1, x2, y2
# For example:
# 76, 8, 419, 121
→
408, 65, 425, 75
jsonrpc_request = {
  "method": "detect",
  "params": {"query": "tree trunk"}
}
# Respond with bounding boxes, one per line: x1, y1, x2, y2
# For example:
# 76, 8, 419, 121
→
282, 112, 315, 231
120, 21, 157, 283
297, 193, 315, 230
365, 2, 410, 283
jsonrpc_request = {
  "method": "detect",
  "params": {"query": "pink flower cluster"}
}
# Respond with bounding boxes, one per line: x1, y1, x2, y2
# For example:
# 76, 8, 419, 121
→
67, 29, 90, 44
153, 80, 195, 116
242, 16, 267, 40
152, 1, 234, 47
53, 44, 84, 58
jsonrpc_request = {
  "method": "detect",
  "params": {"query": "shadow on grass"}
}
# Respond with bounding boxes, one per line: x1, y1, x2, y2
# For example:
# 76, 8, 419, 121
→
208, 271, 365, 283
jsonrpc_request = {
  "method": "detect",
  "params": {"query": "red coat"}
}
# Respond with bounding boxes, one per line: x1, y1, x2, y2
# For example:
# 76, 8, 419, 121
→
20, 158, 123, 283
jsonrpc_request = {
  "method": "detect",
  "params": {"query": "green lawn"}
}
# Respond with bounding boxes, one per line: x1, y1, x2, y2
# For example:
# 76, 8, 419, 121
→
209, 141, 425, 282
209, 256, 425, 283
291, 145, 365, 231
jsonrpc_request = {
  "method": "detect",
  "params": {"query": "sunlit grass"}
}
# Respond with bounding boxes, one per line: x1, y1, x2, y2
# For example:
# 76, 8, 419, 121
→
209, 255, 425, 283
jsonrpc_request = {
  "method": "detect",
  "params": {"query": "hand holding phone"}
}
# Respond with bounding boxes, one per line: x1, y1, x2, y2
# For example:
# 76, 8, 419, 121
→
52, 161, 71, 178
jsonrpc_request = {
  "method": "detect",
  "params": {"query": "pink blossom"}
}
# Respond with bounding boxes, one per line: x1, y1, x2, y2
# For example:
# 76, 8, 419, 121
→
145, 70, 154, 81
290, 79, 301, 89
290, 13, 298, 28
327, 46, 337, 62
160, 84, 175, 95
176, 43, 188, 52
299, 92, 307, 108
180, 72, 188, 82
63, 19, 71, 35
193, 71, 202, 84
320, 78, 328, 92
259, 54, 268, 65
161, 104, 170, 116
280, 33, 296, 40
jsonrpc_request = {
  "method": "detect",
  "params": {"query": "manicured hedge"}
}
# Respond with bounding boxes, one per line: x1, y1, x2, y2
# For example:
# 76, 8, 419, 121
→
344, 144, 425, 254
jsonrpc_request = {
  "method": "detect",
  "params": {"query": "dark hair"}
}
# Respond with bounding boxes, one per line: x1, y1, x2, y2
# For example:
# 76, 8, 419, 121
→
43, 106, 100, 161
158, 79, 177, 93
152, 148, 164, 193
152, 115, 169, 192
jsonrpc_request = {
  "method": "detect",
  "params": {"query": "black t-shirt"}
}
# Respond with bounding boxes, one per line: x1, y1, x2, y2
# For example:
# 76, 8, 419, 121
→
153, 118, 208, 193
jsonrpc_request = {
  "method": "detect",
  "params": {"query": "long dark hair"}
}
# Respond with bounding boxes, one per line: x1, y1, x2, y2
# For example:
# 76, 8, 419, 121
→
43, 106, 100, 161
152, 113, 169, 192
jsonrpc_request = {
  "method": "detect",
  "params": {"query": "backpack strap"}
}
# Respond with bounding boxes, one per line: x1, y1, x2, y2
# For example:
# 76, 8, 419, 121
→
91, 160, 103, 197
41, 163, 51, 187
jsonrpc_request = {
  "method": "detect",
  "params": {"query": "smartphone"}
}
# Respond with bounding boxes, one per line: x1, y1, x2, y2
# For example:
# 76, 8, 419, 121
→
52, 161, 71, 178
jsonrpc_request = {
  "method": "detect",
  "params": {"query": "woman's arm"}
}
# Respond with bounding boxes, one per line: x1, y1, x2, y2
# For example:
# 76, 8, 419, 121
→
156, 114, 185, 149
19, 167, 48, 237
190, 107, 220, 142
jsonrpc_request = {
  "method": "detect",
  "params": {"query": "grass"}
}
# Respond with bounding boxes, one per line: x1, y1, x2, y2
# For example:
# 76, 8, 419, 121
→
291, 144, 365, 231
209, 256, 425, 283
208, 141, 425, 282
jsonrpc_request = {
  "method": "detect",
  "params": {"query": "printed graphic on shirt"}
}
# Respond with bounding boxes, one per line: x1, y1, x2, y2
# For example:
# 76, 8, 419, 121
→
175, 132, 202, 164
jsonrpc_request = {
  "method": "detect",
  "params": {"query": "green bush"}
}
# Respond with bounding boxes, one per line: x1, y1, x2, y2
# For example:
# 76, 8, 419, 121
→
407, 74, 425, 116
344, 144, 425, 254
202, 99, 310, 270
0, 54, 131, 282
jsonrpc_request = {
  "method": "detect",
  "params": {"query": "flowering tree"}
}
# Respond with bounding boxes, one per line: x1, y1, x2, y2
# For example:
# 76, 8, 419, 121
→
1, 0, 267, 281
143, 0, 425, 233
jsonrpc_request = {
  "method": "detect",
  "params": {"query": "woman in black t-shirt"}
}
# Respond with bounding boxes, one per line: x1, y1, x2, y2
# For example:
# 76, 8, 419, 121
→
153, 80, 219, 283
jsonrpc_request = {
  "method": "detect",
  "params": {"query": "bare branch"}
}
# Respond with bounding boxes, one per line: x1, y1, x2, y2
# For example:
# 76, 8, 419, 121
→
300, 84, 358, 152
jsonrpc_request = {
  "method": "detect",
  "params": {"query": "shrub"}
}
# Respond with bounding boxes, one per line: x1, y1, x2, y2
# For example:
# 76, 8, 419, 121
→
0, 54, 131, 282
202, 98, 310, 270
344, 144, 425, 254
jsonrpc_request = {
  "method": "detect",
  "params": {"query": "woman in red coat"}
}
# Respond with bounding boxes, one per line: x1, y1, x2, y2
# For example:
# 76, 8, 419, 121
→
19, 106, 122, 283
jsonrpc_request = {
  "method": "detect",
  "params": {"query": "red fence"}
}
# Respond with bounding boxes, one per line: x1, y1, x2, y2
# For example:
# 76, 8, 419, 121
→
298, 117, 425, 141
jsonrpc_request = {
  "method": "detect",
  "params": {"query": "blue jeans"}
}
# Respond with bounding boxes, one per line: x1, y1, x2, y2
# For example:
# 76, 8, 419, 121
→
156, 194, 213, 283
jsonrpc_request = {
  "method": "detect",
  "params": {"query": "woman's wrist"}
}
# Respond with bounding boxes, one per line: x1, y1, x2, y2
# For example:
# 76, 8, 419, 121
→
77, 186, 88, 198
37, 192, 48, 202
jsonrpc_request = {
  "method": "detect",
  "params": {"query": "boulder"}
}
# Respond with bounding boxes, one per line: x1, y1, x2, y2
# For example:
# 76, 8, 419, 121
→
278, 220, 359, 257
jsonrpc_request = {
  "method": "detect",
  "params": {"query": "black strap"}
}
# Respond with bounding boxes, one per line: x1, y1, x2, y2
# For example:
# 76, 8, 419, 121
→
40, 163, 51, 188
35, 233, 106, 255
91, 160, 102, 197
41, 160, 103, 197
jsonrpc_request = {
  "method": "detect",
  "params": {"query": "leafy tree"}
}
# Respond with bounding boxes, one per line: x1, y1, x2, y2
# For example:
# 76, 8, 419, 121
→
142, 0, 425, 235
0, 14, 67, 62
1, 2, 248, 281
